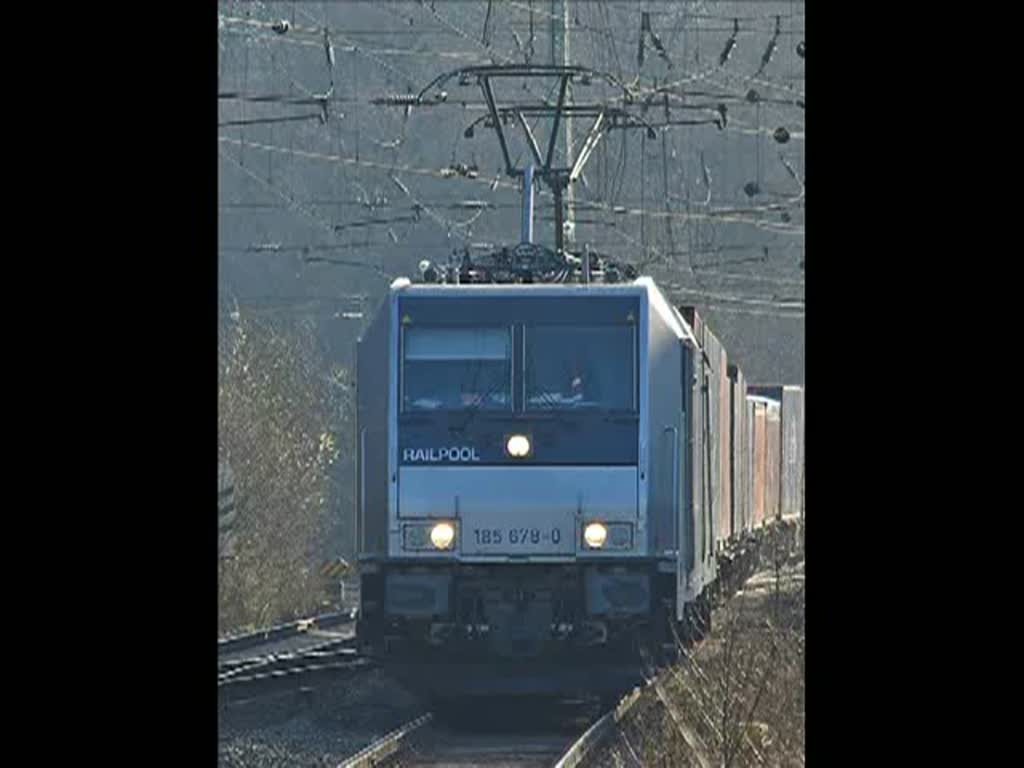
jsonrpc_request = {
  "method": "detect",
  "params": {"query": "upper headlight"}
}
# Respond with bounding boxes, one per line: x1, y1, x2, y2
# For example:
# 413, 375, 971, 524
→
506, 434, 532, 458
583, 522, 608, 548
430, 522, 456, 550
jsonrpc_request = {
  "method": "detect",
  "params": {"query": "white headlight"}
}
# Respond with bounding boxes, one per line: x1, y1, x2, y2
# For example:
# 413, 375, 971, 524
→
583, 522, 608, 549
506, 434, 531, 458
430, 522, 455, 550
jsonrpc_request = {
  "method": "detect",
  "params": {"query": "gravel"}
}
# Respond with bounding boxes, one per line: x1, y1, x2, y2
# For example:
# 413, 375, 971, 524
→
218, 667, 425, 768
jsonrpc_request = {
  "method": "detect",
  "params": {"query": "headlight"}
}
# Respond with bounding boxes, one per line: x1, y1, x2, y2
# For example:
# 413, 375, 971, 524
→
402, 521, 457, 551
430, 522, 455, 550
505, 434, 532, 458
584, 522, 608, 548
582, 522, 633, 550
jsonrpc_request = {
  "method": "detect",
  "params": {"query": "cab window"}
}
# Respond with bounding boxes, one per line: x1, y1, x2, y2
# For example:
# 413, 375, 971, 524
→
525, 325, 636, 411
402, 326, 512, 411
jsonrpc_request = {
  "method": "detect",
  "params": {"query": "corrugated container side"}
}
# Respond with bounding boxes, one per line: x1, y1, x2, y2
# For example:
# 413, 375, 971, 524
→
742, 395, 752, 534
727, 365, 739, 542
685, 305, 729, 553
734, 369, 747, 534
719, 344, 731, 544
781, 386, 805, 520
765, 403, 781, 521
751, 401, 766, 529
700, 324, 713, 567
689, 319, 706, 572
681, 307, 709, 562
705, 327, 721, 553
739, 369, 750, 534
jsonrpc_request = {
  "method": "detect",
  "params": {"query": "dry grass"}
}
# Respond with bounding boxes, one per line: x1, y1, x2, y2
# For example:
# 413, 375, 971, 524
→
596, 523, 805, 767
218, 311, 354, 635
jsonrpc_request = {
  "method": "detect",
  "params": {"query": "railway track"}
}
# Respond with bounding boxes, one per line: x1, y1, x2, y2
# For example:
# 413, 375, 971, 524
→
337, 713, 575, 767
218, 610, 371, 706
219, 635, 355, 677
218, 610, 356, 657
219, 645, 374, 705
220, 526, 802, 765
330, 525, 800, 767
336, 689, 644, 768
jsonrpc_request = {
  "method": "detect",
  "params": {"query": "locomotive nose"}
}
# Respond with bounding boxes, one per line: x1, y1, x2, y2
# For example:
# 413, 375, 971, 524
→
397, 465, 637, 558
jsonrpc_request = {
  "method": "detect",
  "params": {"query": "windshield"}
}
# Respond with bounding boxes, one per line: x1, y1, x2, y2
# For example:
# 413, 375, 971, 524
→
526, 325, 635, 411
403, 326, 511, 411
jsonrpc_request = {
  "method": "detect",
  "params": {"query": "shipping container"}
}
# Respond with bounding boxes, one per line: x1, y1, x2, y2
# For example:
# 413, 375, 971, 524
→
750, 398, 768, 528
718, 342, 731, 545
728, 364, 748, 538
781, 385, 805, 520
765, 400, 781, 521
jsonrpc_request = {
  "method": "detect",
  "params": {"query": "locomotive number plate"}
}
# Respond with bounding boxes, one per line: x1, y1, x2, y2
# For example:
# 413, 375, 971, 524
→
472, 527, 563, 546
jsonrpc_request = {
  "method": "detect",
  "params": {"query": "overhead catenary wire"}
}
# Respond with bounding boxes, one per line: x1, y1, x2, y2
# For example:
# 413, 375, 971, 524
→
221, 140, 458, 277
219, 113, 323, 128
223, 246, 804, 314
221, 11, 805, 104
218, 1, 804, 329
218, 135, 803, 232
221, 238, 802, 271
